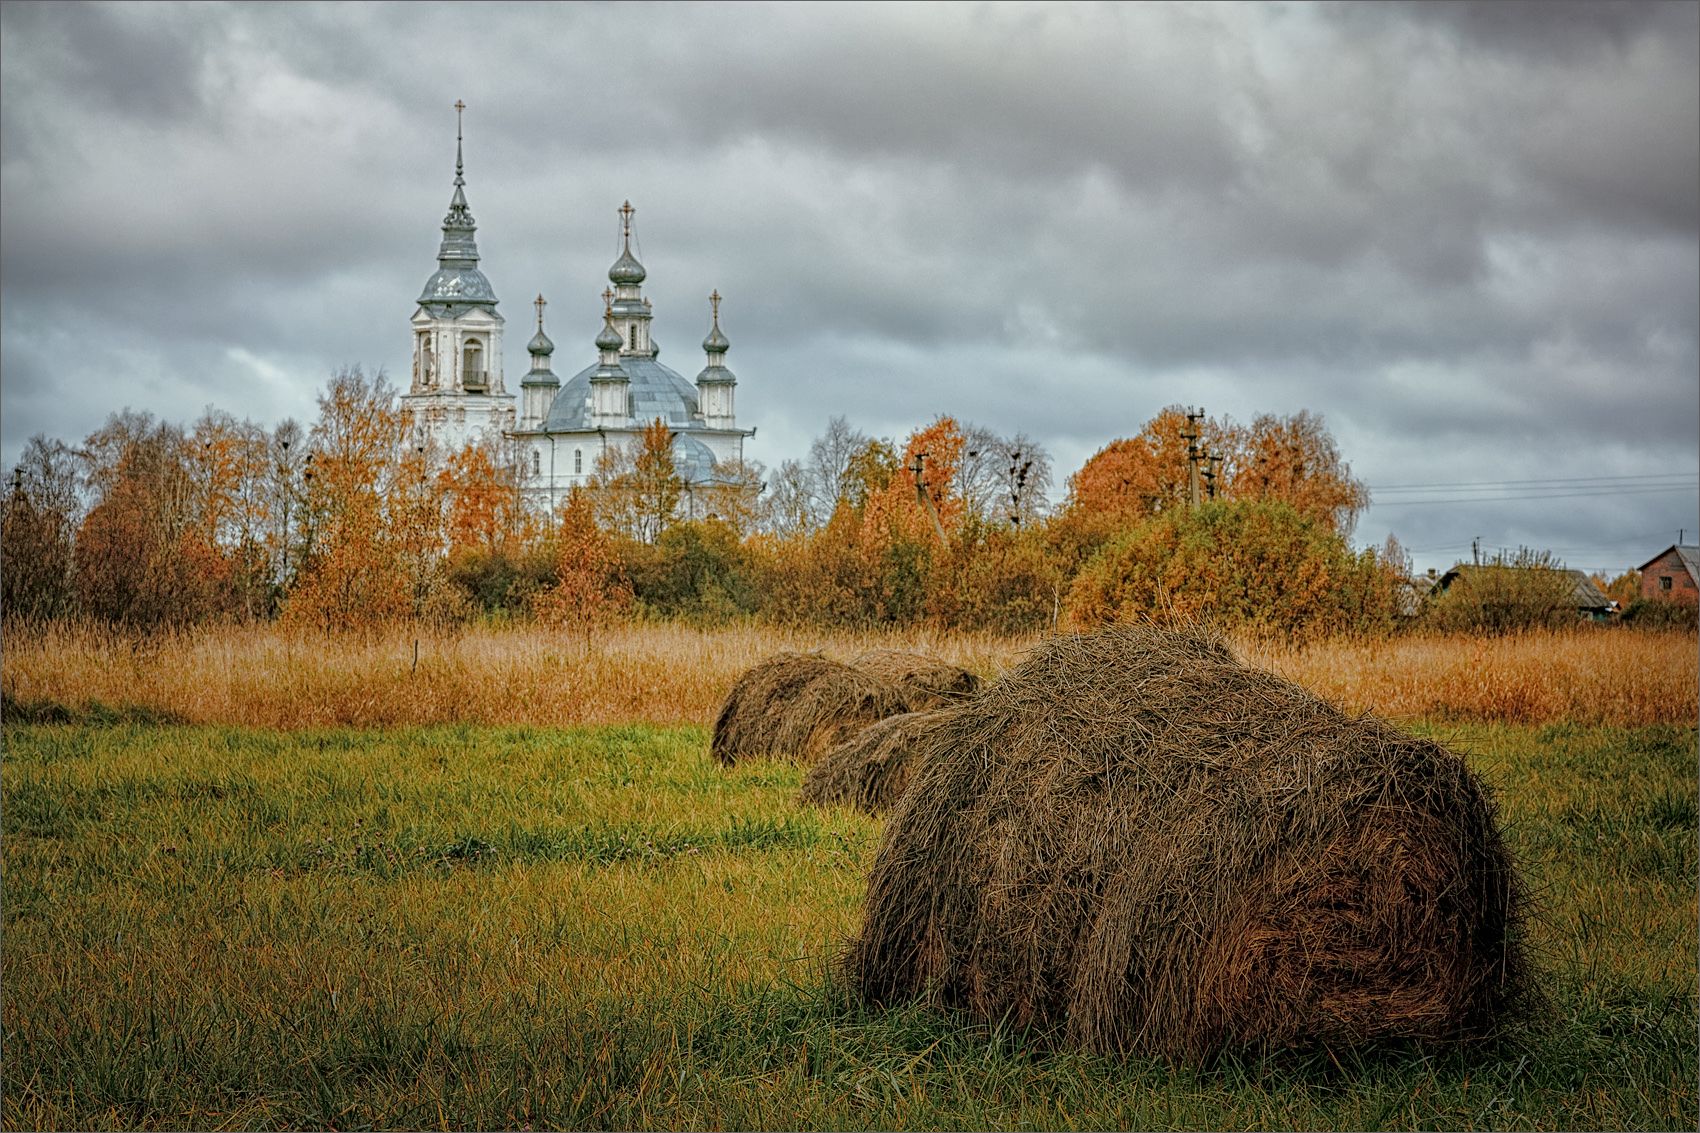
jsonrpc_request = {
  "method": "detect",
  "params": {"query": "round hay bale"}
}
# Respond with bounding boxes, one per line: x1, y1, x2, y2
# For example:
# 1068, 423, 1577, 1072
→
711, 652, 912, 767
847, 626, 1528, 1059
798, 708, 956, 815
848, 650, 981, 710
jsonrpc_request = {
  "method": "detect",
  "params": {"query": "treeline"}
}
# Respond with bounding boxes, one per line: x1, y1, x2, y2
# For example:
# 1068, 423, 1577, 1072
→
4, 366, 1662, 639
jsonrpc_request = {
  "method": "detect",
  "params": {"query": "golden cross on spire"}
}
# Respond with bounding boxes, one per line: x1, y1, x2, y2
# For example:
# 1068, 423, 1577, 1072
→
602, 287, 614, 315
619, 200, 634, 242
709, 290, 721, 322
534, 293, 546, 330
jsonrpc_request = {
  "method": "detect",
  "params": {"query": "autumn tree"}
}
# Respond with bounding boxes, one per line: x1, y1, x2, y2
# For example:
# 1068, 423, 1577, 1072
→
1596, 570, 1640, 611
803, 415, 872, 525
283, 367, 415, 632
73, 415, 229, 628
625, 517, 762, 624
1057, 407, 1233, 549
267, 419, 308, 592
1, 437, 80, 622
926, 516, 1065, 634
955, 424, 1054, 528
439, 440, 528, 556
1426, 548, 1584, 635
532, 487, 631, 641
1065, 499, 1399, 640
760, 459, 814, 538
867, 415, 965, 544
188, 409, 275, 618
695, 457, 766, 536
1057, 406, 1368, 563
1229, 410, 1368, 535
588, 418, 683, 544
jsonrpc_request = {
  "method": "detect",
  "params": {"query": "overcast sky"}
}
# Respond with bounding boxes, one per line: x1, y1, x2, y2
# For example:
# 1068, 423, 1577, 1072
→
3, 0, 1695, 576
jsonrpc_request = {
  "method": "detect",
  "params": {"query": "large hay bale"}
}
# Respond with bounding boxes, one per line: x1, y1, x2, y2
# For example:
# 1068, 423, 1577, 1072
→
848, 626, 1528, 1059
711, 653, 912, 767
848, 650, 981, 710
798, 708, 955, 815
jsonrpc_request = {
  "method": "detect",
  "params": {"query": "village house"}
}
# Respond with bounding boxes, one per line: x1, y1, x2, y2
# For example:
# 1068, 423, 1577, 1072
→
1635, 545, 1700, 605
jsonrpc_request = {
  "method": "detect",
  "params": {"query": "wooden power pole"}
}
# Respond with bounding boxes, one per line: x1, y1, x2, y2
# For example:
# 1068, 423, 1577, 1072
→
1182, 407, 1205, 509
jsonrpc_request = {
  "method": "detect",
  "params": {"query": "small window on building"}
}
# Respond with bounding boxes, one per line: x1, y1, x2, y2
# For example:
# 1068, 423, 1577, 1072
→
1661, 576, 1673, 591
629, 326, 638, 350
531, 450, 540, 477
574, 449, 583, 474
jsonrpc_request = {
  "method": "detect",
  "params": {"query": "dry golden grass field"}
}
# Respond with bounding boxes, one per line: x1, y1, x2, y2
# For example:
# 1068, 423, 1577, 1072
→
3, 621, 1694, 729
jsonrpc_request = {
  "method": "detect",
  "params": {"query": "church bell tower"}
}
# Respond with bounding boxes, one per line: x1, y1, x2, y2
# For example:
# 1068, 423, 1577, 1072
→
403, 100, 514, 455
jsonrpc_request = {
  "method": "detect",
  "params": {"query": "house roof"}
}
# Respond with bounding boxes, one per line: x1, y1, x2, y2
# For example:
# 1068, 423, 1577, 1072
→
1433, 565, 1612, 610
1635, 544, 1700, 580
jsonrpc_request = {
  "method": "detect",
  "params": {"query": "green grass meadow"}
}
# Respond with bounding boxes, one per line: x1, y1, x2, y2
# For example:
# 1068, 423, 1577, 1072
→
2, 719, 1695, 1130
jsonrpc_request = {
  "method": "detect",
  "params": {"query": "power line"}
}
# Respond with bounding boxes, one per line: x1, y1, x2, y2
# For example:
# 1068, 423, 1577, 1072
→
1370, 472, 1696, 492
1370, 484, 1697, 507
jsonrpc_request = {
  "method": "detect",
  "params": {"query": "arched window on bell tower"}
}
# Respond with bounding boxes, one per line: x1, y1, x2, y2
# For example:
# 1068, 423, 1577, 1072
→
462, 339, 485, 391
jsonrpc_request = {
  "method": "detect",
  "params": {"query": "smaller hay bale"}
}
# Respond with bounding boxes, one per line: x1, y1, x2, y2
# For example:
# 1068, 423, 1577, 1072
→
798, 708, 955, 815
711, 652, 912, 767
848, 650, 981, 709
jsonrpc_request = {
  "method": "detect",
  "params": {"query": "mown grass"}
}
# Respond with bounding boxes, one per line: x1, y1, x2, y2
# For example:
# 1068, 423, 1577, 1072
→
3, 719, 1694, 1130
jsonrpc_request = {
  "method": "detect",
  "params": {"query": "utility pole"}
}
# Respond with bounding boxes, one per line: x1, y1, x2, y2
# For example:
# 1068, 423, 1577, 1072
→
1472, 536, 1480, 566
1181, 407, 1205, 509
1203, 452, 1222, 500
909, 450, 947, 544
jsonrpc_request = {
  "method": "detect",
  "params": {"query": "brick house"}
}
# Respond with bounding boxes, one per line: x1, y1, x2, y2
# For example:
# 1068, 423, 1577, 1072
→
1636, 545, 1700, 604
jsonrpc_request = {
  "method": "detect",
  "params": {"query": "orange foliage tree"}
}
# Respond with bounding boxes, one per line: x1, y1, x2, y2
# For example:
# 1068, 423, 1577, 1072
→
1065, 499, 1399, 640
589, 418, 683, 544
283, 368, 415, 633
1058, 406, 1368, 557
438, 441, 525, 556
532, 487, 632, 640
72, 414, 246, 629
1056, 407, 1233, 551
1228, 410, 1369, 535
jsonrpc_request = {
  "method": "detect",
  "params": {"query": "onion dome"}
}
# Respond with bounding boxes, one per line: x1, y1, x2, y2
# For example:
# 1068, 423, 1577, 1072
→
608, 200, 647, 285
701, 290, 730, 356
595, 314, 623, 353
527, 295, 555, 357
609, 248, 646, 285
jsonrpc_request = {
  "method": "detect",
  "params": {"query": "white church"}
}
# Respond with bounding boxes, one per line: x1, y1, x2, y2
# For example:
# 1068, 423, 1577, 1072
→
401, 107, 754, 516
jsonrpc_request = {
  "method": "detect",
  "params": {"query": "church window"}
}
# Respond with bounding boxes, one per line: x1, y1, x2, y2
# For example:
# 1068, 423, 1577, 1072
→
629, 326, 638, 350
531, 450, 541, 477
574, 449, 583, 474
462, 339, 484, 389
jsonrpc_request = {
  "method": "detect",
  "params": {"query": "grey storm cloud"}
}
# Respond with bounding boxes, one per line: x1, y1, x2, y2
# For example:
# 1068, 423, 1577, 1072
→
1, 0, 1694, 576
